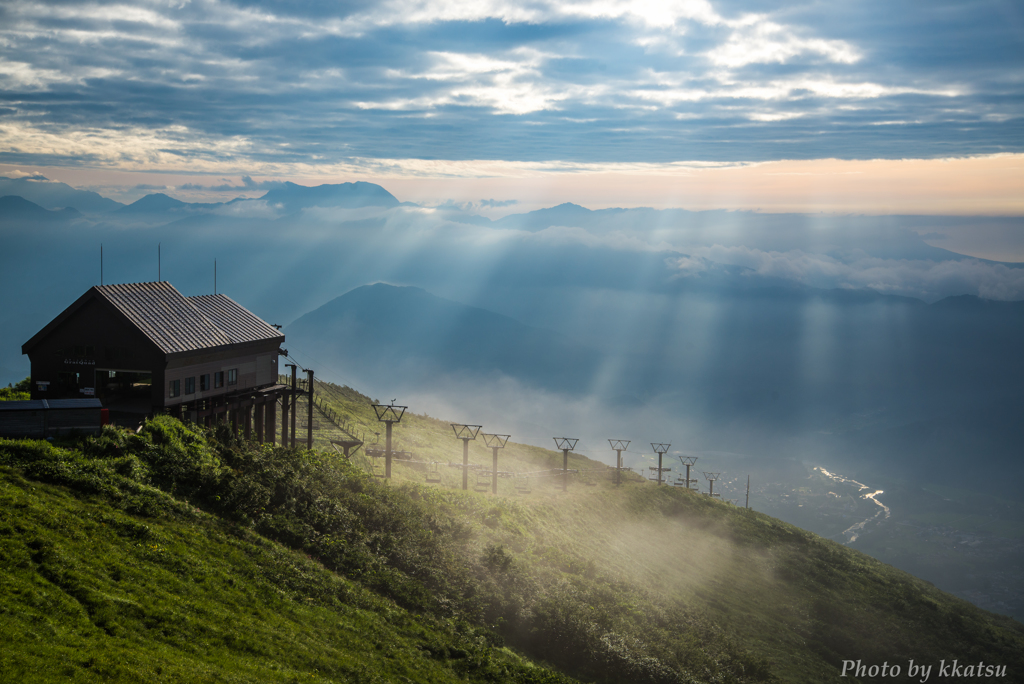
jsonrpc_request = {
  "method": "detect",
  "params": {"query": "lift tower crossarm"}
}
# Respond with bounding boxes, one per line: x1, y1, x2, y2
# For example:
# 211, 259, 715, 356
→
608, 439, 630, 486
452, 424, 483, 490
650, 443, 672, 485
703, 471, 722, 499
554, 438, 579, 493
481, 433, 511, 495
676, 455, 698, 491
372, 402, 407, 479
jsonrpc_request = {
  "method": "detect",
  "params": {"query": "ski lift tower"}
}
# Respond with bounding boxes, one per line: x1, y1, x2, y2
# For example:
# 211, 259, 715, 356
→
609, 440, 630, 485
651, 443, 672, 485
482, 433, 511, 494
371, 401, 407, 479
554, 438, 579, 493
676, 455, 698, 491
703, 472, 722, 499
452, 424, 483, 490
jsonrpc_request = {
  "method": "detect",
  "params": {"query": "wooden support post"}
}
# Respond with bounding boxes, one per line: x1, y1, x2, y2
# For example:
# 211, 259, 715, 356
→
306, 369, 314, 450
244, 404, 252, 440
290, 366, 298, 449
255, 398, 264, 444
281, 388, 289, 447
265, 398, 276, 445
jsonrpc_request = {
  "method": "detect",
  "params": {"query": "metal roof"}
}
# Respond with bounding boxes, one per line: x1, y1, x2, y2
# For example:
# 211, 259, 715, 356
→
23, 281, 284, 357
187, 294, 282, 346
97, 282, 231, 354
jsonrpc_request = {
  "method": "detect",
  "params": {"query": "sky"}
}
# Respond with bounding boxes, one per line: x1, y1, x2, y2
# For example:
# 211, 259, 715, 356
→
1, 0, 1023, 216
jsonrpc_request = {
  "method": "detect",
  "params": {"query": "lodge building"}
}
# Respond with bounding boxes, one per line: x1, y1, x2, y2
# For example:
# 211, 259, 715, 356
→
21, 281, 292, 441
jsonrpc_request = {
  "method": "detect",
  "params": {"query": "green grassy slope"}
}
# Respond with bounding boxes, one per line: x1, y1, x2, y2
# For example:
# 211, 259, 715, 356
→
0, 464, 570, 683
1, 383, 1021, 683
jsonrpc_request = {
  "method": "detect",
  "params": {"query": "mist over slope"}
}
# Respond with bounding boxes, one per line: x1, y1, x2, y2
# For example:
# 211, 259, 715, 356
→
3, 407, 1023, 683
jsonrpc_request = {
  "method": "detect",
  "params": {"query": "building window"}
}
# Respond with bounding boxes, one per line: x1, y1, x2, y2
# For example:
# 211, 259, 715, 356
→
169, 379, 181, 398
214, 371, 224, 389
185, 377, 195, 394
200, 374, 210, 391
227, 369, 238, 385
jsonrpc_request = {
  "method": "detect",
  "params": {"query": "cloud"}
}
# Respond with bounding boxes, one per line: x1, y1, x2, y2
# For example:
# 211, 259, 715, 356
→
681, 245, 1024, 302
480, 198, 518, 208
178, 176, 286, 192
0, 0, 1018, 169
2, 171, 49, 180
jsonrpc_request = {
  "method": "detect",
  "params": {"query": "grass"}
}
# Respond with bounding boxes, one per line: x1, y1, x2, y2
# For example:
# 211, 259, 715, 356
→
0, 465, 571, 683
1, 386, 1023, 683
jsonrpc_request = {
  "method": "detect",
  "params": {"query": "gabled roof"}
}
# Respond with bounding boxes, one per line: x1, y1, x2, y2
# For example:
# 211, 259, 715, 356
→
23, 281, 283, 356
187, 294, 283, 346
99, 282, 231, 353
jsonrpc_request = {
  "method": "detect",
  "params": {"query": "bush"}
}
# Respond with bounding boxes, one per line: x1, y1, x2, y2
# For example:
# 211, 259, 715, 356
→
0, 376, 31, 401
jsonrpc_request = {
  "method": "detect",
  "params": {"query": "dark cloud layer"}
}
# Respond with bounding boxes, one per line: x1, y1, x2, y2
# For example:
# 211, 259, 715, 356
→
0, 0, 1020, 167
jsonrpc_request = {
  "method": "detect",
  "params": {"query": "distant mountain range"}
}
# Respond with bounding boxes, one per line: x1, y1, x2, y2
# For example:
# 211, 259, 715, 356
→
0, 196, 82, 223
0, 176, 122, 214
0, 176, 400, 222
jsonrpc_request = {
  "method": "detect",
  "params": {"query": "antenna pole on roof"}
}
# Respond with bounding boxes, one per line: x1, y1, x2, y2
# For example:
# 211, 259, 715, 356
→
100, 244, 103, 286
214, 259, 217, 294
158, 243, 161, 282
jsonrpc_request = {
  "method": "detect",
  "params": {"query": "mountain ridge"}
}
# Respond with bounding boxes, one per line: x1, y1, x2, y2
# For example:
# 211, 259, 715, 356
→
286, 283, 601, 392
0, 175, 123, 214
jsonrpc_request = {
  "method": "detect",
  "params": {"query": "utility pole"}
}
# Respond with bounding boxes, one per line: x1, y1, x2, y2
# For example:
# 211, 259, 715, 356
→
703, 472, 721, 499
746, 475, 750, 509
372, 401, 407, 479
608, 440, 630, 485
651, 443, 671, 485
482, 433, 510, 494
554, 438, 579, 492
451, 424, 483, 490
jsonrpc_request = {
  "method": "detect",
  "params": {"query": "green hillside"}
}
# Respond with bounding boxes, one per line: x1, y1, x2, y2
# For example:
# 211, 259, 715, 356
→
1, 383, 1021, 683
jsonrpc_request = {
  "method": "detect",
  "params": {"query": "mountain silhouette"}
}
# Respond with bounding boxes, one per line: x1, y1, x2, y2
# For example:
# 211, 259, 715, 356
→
0, 195, 82, 223
117, 193, 196, 213
0, 176, 123, 214
285, 283, 600, 392
260, 181, 399, 212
